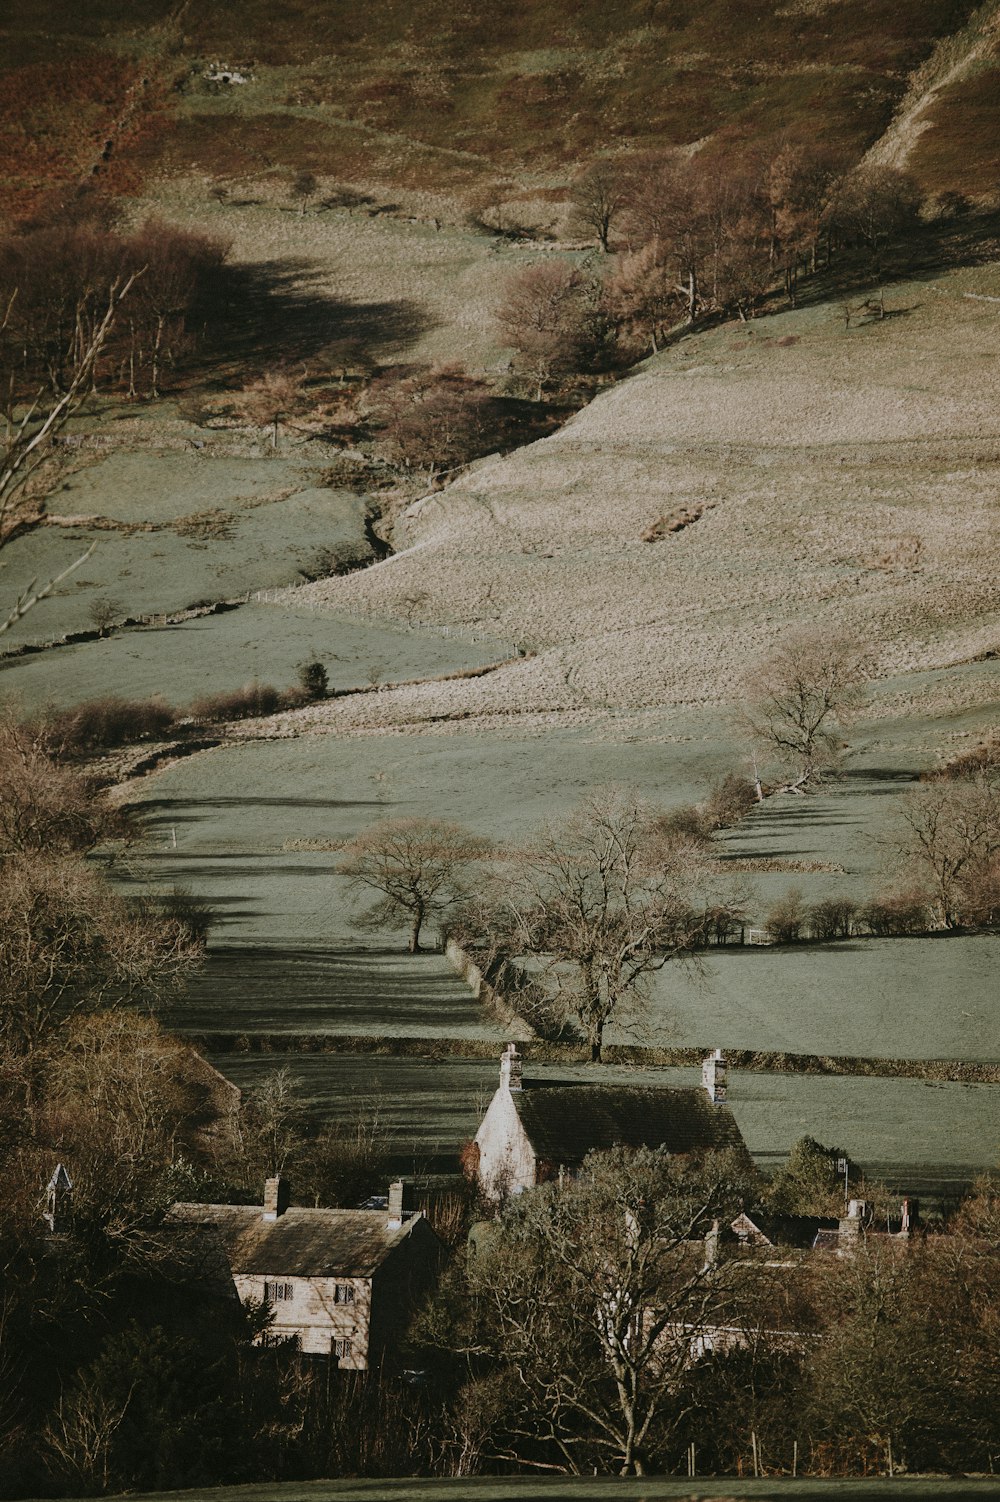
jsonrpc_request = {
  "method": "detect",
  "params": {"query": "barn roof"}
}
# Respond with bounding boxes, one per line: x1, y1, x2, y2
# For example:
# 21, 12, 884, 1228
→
512, 1084, 746, 1166
168, 1204, 425, 1278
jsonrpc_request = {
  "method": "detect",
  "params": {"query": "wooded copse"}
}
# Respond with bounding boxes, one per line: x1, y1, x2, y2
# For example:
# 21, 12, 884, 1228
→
498, 150, 923, 391
0, 214, 228, 406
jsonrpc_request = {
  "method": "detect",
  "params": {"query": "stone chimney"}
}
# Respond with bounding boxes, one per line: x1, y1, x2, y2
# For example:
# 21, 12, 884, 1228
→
387, 1179, 410, 1230
838, 1198, 867, 1251
702, 1048, 727, 1104
263, 1175, 290, 1221
44, 1163, 73, 1235
899, 1197, 919, 1235
702, 1218, 721, 1272
500, 1042, 523, 1093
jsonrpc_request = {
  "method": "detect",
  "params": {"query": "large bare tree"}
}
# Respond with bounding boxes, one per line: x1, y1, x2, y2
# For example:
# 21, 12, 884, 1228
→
742, 631, 870, 792
891, 773, 1000, 929
339, 816, 488, 952
0, 270, 140, 635
482, 789, 743, 1061
459, 1145, 756, 1475
569, 161, 629, 253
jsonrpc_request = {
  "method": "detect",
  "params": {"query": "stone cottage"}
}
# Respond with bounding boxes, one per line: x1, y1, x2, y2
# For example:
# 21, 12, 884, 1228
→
471, 1044, 748, 1200
170, 1178, 441, 1367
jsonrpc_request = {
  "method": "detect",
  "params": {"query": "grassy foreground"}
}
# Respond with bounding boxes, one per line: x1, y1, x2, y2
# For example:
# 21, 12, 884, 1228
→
74, 1473, 1000, 1501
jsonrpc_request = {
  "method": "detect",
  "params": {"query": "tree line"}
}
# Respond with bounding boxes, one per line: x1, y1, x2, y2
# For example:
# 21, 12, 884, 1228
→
0, 210, 226, 407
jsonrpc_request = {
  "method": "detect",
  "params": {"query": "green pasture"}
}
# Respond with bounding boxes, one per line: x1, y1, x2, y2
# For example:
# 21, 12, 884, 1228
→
0, 602, 509, 709
644, 935, 1000, 1061
123, 704, 1000, 1062
0, 451, 370, 648
207, 1051, 1000, 1193
80, 1476, 1000, 1502
169, 946, 497, 1042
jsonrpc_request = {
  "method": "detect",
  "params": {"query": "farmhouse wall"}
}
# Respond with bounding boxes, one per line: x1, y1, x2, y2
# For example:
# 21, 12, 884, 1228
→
474, 1084, 537, 1197
236, 1273, 372, 1366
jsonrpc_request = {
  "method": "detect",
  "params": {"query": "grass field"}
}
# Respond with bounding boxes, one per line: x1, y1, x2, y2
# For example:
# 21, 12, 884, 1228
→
0, 446, 372, 649
83, 1472, 1000, 1499
0, 603, 510, 709
207, 1051, 1000, 1192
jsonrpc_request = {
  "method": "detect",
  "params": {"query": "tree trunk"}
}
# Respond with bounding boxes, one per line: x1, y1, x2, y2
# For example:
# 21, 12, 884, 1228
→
409, 905, 424, 953
590, 1014, 604, 1064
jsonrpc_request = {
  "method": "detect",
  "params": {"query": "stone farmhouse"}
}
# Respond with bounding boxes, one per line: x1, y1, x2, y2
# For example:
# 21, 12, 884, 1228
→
170, 1177, 441, 1367
471, 1044, 748, 1200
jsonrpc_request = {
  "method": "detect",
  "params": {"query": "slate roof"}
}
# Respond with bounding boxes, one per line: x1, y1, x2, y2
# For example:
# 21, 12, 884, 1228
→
168, 1204, 424, 1278
512, 1084, 747, 1166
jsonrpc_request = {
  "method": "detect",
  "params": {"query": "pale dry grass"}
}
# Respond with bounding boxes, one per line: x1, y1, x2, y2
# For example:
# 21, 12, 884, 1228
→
131, 175, 564, 374
259, 266, 1000, 735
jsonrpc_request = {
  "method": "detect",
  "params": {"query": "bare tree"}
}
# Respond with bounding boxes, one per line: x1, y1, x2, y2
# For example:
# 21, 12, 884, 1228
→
0, 269, 140, 635
485, 789, 742, 1061
235, 367, 308, 450
569, 161, 628, 253
890, 774, 1000, 929
742, 632, 871, 792
292, 170, 319, 215
339, 817, 489, 952
0, 712, 126, 856
459, 1145, 756, 1475
496, 260, 603, 400
0, 852, 206, 1055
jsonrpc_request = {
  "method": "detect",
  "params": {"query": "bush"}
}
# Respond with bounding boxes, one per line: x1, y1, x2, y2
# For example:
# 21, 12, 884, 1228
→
190, 681, 283, 722
807, 896, 858, 942
297, 660, 329, 700
42, 695, 177, 756
765, 886, 807, 944
704, 772, 758, 829
653, 804, 712, 850
859, 888, 930, 937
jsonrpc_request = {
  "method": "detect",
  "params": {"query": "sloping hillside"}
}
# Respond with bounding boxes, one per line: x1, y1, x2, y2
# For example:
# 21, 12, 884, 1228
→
0, 0, 990, 214
281, 261, 1000, 735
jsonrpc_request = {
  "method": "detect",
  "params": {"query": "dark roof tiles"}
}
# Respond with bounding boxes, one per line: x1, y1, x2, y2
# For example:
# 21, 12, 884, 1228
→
168, 1204, 423, 1278
513, 1084, 746, 1165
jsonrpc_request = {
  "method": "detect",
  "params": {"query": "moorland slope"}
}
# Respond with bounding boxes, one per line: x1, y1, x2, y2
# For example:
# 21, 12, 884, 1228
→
272, 260, 1000, 738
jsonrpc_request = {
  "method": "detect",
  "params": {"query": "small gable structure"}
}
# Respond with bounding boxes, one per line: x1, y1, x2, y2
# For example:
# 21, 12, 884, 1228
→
473, 1044, 748, 1201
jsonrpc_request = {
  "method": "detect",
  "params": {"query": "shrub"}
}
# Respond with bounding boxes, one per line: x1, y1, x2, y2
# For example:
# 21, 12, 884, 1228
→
859, 888, 931, 937
807, 896, 858, 942
653, 804, 711, 850
765, 886, 807, 944
43, 696, 177, 756
297, 660, 329, 700
704, 772, 758, 829
190, 681, 282, 722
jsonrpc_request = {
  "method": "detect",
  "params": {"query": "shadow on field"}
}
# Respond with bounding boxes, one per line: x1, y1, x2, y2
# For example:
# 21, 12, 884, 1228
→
140, 795, 388, 815
193, 258, 436, 382
168, 944, 482, 1036
843, 768, 921, 789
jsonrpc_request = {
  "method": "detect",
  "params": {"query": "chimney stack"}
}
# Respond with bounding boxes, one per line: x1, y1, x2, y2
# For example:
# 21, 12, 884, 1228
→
263, 1176, 290, 1221
387, 1179, 410, 1230
500, 1042, 523, 1093
900, 1197, 919, 1235
838, 1198, 867, 1252
44, 1164, 73, 1235
702, 1048, 727, 1104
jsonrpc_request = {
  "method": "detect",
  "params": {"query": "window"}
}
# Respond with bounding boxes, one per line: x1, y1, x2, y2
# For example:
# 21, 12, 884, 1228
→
333, 1338, 352, 1359
333, 1283, 355, 1305
264, 1280, 294, 1302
